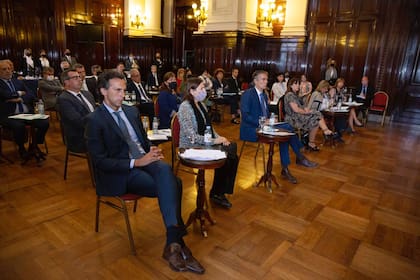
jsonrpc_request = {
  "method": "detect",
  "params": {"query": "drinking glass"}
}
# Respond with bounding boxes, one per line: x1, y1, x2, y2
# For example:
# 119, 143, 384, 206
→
131, 92, 137, 103
188, 134, 196, 145
259, 116, 266, 130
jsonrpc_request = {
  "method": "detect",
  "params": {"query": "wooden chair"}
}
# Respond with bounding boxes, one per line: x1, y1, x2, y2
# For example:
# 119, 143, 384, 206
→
58, 112, 87, 180
170, 113, 196, 175
366, 91, 389, 126
239, 141, 266, 174
154, 98, 160, 117
37, 87, 57, 120
87, 153, 141, 255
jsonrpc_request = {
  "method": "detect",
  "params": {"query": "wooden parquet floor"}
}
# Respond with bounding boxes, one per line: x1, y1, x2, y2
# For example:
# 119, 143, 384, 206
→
1, 117, 420, 279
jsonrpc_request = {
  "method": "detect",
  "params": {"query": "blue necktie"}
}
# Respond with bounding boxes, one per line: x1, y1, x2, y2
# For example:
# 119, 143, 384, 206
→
259, 93, 268, 118
7, 80, 23, 113
113, 111, 144, 158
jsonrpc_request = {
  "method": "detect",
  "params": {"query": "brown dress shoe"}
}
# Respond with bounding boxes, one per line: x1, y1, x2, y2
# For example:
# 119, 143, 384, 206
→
181, 246, 205, 274
162, 243, 187, 272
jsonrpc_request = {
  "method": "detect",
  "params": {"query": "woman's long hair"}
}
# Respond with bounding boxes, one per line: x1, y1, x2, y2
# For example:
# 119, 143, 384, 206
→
184, 77, 204, 102
286, 77, 300, 93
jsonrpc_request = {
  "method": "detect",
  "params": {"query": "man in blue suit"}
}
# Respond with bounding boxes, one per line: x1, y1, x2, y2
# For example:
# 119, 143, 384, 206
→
85, 70, 204, 274
240, 70, 317, 184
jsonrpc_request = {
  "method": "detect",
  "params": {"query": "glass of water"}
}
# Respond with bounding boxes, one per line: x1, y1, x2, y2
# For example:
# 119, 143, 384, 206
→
188, 134, 196, 145
259, 116, 266, 130
131, 92, 136, 103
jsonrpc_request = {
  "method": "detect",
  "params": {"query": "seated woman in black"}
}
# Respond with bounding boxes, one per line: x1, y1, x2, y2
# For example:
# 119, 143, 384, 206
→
178, 77, 239, 209
212, 68, 240, 124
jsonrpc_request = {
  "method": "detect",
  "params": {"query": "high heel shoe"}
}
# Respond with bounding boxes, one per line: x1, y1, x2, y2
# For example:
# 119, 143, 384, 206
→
307, 143, 320, 151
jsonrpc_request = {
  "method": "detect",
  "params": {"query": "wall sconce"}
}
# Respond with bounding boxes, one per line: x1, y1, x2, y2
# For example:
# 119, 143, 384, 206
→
130, 6, 147, 29
257, 0, 286, 28
192, 1, 208, 24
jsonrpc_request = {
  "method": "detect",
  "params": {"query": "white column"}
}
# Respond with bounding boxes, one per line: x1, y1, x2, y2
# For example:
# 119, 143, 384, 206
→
281, 0, 308, 37
144, 0, 162, 35
203, 0, 258, 34
162, 0, 174, 37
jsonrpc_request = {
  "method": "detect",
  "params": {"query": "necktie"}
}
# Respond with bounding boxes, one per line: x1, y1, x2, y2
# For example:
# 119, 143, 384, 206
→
153, 73, 158, 86
138, 83, 151, 102
363, 87, 366, 94
77, 93, 92, 112
113, 111, 144, 158
7, 80, 24, 113
259, 93, 268, 118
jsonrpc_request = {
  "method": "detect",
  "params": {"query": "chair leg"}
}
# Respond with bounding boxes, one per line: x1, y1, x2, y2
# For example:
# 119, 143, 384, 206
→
64, 148, 69, 180
95, 196, 100, 232
133, 200, 138, 213
239, 141, 247, 160
381, 112, 386, 126
44, 140, 48, 154
118, 198, 137, 255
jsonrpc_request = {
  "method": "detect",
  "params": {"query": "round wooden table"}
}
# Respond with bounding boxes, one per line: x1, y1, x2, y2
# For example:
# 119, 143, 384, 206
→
178, 149, 226, 237
256, 130, 291, 193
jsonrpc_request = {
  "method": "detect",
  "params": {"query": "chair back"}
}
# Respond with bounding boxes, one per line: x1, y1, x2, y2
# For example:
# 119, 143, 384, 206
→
278, 96, 285, 121
241, 82, 249, 90
171, 113, 180, 150
371, 91, 389, 111
154, 98, 160, 117
36, 87, 42, 100
86, 152, 98, 189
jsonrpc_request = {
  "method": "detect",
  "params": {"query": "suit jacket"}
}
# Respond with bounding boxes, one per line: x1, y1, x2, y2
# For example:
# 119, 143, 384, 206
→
354, 84, 375, 107
226, 76, 241, 93
57, 90, 96, 153
124, 58, 139, 71
157, 89, 178, 129
85, 77, 99, 102
126, 79, 152, 103
85, 104, 151, 196
147, 72, 161, 89
62, 55, 77, 67
38, 78, 62, 109
240, 87, 268, 142
0, 78, 34, 119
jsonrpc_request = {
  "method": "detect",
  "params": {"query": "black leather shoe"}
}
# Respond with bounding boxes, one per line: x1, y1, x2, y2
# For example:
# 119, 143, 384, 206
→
181, 246, 205, 274
231, 118, 240, 124
162, 243, 187, 272
210, 194, 232, 209
281, 168, 297, 184
296, 157, 318, 168
18, 147, 29, 160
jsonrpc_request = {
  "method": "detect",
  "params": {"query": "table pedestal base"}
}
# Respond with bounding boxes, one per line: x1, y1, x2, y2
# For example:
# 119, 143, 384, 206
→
185, 169, 215, 237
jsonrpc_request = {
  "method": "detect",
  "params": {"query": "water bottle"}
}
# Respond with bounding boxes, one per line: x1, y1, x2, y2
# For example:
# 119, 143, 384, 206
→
348, 94, 352, 103
37, 99, 45, 115
269, 112, 275, 130
204, 125, 212, 146
152, 117, 159, 134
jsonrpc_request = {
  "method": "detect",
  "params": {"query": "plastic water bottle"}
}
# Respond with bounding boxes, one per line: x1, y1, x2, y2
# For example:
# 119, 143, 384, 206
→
152, 117, 159, 134
348, 94, 352, 103
142, 116, 149, 132
204, 125, 212, 146
37, 99, 45, 115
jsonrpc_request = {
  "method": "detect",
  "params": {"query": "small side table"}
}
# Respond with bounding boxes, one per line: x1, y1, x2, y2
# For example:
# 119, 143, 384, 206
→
256, 130, 291, 193
178, 150, 226, 237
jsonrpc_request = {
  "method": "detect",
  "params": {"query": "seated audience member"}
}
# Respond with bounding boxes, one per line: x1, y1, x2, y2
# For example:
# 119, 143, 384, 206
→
73, 63, 89, 93
0, 59, 49, 159
38, 49, 50, 71
212, 68, 240, 124
124, 53, 139, 70
284, 77, 338, 151
59, 60, 70, 76
147, 65, 161, 90
86, 64, 102, 102
199, 69, 213, 91
157, 72, 178, 129
325, 58, 338, 85
62, 48, 77, 67
226, 67, 242, 118
307, 80, 330, 111
127, 68, 155, 125
85, 70, 204, 274
152, 52, 164, 77
241, 70, 317, 184
299, 74, 313, 105
116, 62, 128, 80
178, 77, 239, 209
330, 78, 362, 133
176, 68, 185, 93
57, 69, 95, 153
38, 67, 63, 110
19, 48, 38, 77
354, 75, 375, 112
271, 73, 287, 104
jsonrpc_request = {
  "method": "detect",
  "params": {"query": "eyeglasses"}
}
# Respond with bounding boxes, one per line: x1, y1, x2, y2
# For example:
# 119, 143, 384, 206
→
67, 75, 81, 80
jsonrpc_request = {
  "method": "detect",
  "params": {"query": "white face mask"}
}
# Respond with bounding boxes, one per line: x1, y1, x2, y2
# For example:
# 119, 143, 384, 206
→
195, 90, 207, 102
47, 75, 54, 81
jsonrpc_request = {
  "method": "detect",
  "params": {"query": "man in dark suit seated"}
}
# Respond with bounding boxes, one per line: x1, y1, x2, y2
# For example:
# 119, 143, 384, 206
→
354, 76, 375, 117
0, 59, 49, 159
126, 68, 155, 125
57, 69, 96, 153
240, 70, 317, 184
86, 64, 102, 103
225, 66, 242, 121
146, 64, 161, 90
85, 70, 204, 274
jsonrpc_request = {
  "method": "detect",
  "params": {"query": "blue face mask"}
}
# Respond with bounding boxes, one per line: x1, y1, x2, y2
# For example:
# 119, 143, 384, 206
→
195, 90, 207, 102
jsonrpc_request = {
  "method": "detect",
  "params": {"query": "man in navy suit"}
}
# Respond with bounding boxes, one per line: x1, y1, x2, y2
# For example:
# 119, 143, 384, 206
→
57, 69, 96, 153
85, 70, 204, 274
146, 64, 161, 90
240, 70, 317, 184
354, 76, 375, 111
0, 59, 49, 159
